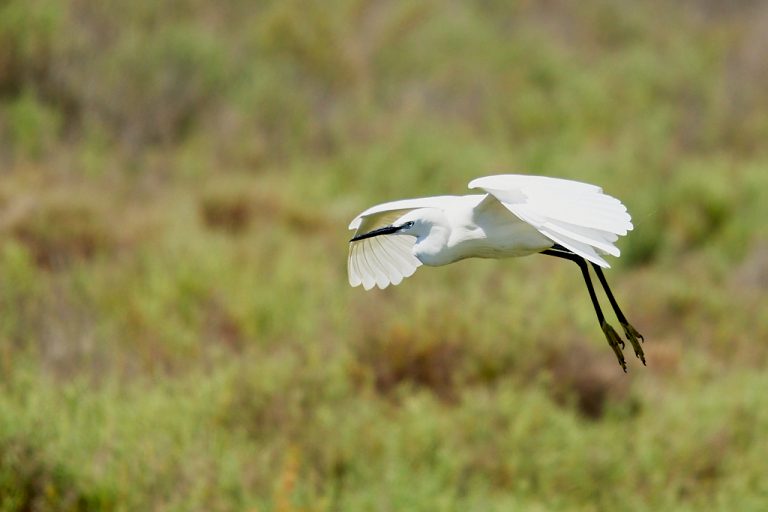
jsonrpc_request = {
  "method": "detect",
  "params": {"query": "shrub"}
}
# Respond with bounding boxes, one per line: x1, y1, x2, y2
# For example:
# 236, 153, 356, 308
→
10, 196, 115, 270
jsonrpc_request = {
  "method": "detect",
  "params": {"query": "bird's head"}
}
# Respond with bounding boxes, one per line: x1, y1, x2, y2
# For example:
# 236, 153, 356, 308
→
349, 208, 444, 242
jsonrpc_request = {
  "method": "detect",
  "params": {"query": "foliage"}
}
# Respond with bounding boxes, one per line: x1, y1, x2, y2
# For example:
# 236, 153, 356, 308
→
1, 0, 768, 510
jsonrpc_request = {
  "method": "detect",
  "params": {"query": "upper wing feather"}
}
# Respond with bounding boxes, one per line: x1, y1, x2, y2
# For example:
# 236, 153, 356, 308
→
348, 196, 459, 231
469, 174, 633, 267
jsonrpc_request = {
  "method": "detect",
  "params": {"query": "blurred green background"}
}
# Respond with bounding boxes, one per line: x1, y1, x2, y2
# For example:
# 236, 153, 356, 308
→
1, 0, 768, 510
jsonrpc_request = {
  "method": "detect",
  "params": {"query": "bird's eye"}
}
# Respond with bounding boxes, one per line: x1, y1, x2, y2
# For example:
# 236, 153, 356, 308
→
403, 221, 414, 228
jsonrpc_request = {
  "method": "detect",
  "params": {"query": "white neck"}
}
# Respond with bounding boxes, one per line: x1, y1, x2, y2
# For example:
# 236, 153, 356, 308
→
413, 223, 452, 266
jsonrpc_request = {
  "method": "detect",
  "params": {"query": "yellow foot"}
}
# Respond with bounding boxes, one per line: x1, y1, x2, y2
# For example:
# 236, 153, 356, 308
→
621, 323, 646, 365
601, 321, 627, 372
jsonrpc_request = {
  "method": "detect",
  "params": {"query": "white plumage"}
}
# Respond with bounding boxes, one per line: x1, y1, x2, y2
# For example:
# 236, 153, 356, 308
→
348, 174, 633, 290
347, 173, 646, 371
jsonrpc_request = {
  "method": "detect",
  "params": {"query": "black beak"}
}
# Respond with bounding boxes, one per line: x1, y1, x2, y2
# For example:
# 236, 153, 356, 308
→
350, 224, 404, 242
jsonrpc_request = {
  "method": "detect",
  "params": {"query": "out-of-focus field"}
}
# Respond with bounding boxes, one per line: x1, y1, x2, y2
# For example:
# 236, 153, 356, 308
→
1, 0, 768, 510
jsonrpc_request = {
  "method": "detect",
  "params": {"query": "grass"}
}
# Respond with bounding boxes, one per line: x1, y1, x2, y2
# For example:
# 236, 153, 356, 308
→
1, 0, 768, 510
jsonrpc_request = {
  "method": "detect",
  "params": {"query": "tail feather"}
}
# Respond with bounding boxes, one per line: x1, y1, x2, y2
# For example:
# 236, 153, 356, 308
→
539, 229, 611, 267
542, 220, 621, 257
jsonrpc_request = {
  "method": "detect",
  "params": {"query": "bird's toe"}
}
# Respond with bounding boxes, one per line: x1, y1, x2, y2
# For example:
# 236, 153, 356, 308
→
622, 323, 646, 366
601, 321, 627, 372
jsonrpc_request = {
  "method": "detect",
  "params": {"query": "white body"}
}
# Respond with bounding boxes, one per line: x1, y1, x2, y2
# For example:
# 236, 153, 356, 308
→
348, 174, 633, 290
404, 194, 552, 266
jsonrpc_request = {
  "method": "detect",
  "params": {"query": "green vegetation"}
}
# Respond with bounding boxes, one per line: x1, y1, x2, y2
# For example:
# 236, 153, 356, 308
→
2, 0, 768, 510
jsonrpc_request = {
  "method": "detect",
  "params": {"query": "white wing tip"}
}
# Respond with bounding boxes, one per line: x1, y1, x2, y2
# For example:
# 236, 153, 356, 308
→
347, 236, 421, 291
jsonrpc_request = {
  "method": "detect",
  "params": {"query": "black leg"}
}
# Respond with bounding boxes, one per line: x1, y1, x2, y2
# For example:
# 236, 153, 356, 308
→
590, 263, 646, 365
542, 249, 627, 371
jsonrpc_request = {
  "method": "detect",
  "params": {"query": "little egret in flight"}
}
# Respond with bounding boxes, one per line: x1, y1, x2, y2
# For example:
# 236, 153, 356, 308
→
347, 174, 644, 371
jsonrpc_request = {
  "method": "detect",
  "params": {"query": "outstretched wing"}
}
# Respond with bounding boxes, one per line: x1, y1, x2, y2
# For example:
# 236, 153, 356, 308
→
347, 196, 454, 290
469, 175, 633, 267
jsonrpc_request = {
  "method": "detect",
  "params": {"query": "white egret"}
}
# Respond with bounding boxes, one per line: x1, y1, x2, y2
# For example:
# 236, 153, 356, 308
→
347, 174, 644, 371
